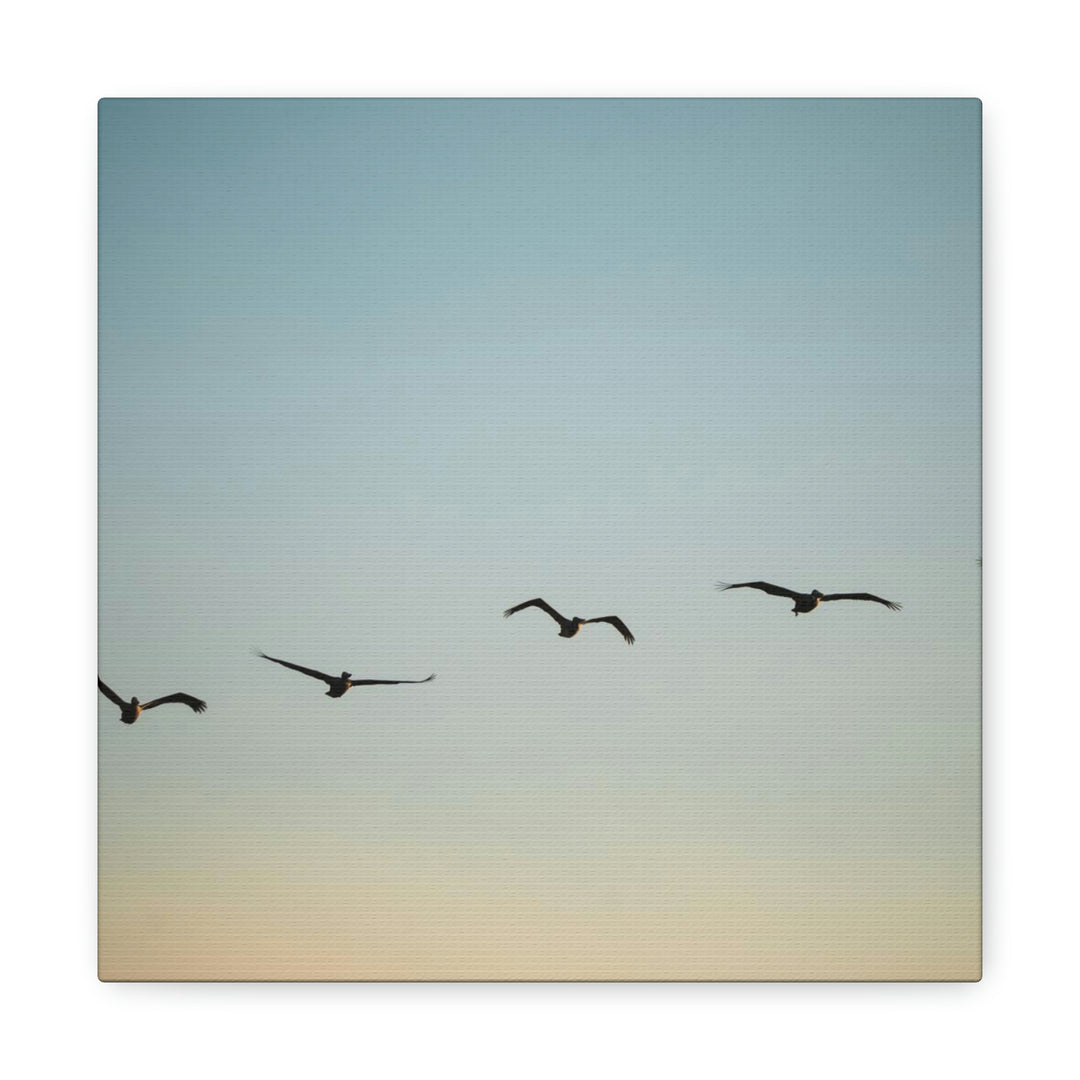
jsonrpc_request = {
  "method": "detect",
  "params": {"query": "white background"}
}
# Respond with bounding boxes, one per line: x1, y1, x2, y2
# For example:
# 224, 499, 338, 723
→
1, 1, 1075, 1076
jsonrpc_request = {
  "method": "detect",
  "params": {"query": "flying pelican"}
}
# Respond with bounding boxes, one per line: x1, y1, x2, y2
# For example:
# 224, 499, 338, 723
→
502, 598, 635, 644
98, 677, 207, 724
716, 581, 901, 616
256, 652, 435, 698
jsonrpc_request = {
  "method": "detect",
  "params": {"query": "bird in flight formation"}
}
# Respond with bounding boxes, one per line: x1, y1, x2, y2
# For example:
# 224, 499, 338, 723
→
100, 582, 902, 724
716, 581, 902, 616
503, 597, 636, 645
98, 677, 207, 724
256, 651, 436, 698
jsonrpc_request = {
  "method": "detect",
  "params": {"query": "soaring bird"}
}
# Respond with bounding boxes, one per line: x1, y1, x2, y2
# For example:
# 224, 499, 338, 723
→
256, 651, 435, 698
98, 677, 207, 724
502, 598, 635, 644
716, 581, 901, 616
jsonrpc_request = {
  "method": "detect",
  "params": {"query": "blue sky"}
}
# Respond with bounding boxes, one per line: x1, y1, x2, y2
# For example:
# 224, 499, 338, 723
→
98, 98, 980, 979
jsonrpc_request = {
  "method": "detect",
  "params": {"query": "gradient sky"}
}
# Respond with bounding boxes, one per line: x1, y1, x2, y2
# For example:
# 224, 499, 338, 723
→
98, 98, 980, 980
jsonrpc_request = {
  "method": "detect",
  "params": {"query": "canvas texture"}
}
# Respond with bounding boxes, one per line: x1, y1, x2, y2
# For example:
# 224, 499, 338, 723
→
98, 98, 981, 981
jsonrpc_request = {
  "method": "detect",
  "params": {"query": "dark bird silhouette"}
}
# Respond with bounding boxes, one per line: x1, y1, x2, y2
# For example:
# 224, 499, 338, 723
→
98, 677, 207, 724
502, 598, 635, 644
716, 581, 901, 616
256, 651, 435, 698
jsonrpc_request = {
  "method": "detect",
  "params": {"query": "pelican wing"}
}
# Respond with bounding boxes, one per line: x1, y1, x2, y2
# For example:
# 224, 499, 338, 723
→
583, 616, 636, 645
350, 674, 436, 686
716, 581, 802, 600
141, 693, 208, 713
820, 592, 902, 611
503, 597, 567, 624
257, 651, 335, 684
98, 678, 126, 707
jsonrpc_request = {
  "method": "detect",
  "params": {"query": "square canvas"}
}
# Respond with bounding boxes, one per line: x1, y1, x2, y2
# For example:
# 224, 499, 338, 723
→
98, 98, 981, 981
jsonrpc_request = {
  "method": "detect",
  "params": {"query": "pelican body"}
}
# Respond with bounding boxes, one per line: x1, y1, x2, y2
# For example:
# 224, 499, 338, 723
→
121, 698, 146, 724
792, 590, 827, 615
326, 672, 356, 698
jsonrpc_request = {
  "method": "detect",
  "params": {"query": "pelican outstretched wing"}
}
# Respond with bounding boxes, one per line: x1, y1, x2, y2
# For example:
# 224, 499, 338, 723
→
98, 678, 126, 707
717, 581, 802, 600
350, 674, 436, 686
820, 593, 902, 611
583, 616, 635, 645
503, 598, 567, 624
256, 651, 335, 684
141, 693, 208, 713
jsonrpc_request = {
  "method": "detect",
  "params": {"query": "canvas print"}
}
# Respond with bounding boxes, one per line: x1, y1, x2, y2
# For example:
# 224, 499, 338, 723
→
98, 98, 981, 981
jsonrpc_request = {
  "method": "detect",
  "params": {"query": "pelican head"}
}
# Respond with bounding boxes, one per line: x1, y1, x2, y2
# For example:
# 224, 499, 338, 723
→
130, 696, 140, 705
810, 590, 824, 599
341, 671, 352, 681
